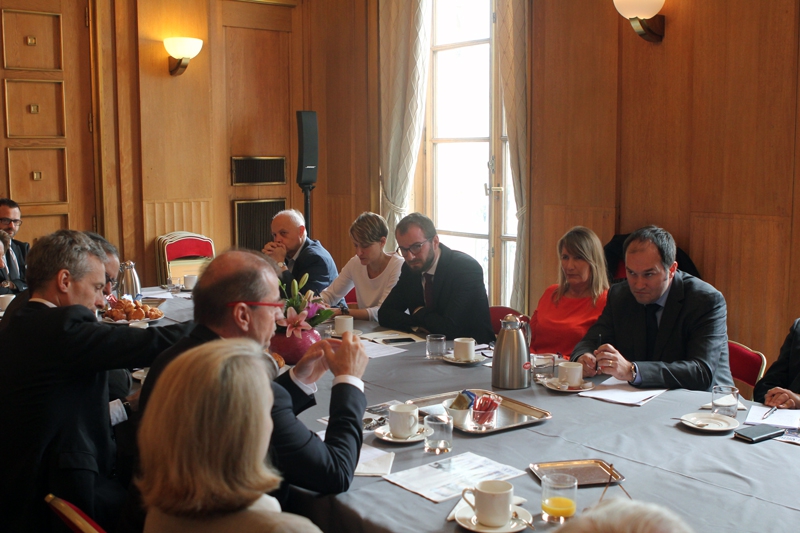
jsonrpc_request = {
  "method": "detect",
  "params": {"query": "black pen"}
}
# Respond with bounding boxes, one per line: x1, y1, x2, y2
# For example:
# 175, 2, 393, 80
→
762, 406, 778, 420
595, 334, 602, 371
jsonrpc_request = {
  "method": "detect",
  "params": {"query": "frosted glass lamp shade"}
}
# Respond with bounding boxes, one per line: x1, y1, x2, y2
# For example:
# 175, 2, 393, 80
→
613, 0, 665, 19
163, 37, 203, 59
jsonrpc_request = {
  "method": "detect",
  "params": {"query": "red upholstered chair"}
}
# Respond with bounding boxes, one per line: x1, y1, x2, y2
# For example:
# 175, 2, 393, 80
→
345, 287, 357, 307
489, 306, 524, 336
728, 340, 767, 400
45, 494, 106, 533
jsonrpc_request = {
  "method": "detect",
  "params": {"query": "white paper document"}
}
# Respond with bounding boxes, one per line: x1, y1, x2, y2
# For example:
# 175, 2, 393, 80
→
362, 342, 407, 359
382, 452, 525, 503
360, 330, 426, 346
776, 428, 800, 446
745, 405, 800, 429
578, 377, 667, 406
316, 431, 395, 476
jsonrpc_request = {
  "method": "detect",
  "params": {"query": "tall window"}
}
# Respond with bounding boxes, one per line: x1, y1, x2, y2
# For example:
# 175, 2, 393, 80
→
423, 0, 517, 306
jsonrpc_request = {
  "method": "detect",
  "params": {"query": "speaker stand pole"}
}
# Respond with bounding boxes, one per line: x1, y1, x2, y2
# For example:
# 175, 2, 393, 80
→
300, 184, 315, 238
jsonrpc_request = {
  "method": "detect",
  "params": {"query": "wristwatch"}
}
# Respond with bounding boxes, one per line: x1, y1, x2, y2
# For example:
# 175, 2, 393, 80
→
276, 262, 286, 269
340, 305, 350, 316
629, 362, 638, 382
1, 280, 15, 290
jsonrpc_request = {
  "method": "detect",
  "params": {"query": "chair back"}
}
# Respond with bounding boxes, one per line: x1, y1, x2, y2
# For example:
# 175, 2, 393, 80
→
489, 306, 524, 336
45, 494, 106, 533
345, 287, 357, 306
728, 340, 767, 400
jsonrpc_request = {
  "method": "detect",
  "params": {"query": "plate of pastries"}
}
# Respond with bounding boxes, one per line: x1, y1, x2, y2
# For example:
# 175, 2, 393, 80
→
102, 298, 164, 324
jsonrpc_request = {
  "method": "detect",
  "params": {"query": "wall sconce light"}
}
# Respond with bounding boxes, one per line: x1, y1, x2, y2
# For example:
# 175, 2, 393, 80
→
163, 37, 203, 76
613, 0, 665, 43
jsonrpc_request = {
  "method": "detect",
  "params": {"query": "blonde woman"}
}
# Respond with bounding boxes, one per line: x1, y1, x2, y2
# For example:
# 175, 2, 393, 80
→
530, 227, 609, 357
320, 212, 403, 321
137, 338, 320, 533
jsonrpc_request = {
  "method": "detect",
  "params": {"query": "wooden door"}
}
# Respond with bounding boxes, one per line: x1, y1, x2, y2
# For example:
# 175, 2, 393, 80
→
0, 0, 96, 246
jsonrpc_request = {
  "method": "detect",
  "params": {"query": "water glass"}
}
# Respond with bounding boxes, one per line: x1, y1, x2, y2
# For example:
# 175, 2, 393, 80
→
541, 473, 577, 523
318, 324, 333, 340
423, 414, 453, 454
533, 354, 556, 383
166, 276, 182, 294
712, 385, 739, 418
426, 334, 447, 359
471, 407, 496, 431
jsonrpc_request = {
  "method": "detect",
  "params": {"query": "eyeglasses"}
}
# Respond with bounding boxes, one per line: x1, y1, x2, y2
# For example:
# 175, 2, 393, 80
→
0, 217, 22, 226
226, 301, 285, 309
396, 238, 431, 256
105, 273, 118, 290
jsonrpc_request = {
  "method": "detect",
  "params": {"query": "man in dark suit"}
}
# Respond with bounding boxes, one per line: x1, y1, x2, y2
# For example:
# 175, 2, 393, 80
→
754, 319, 800, 407
378, 213, 495, 345
571, 226, 732, 391
0, 230, 192, 532
117, 250, 367, 532
0, 197, 29, 293
262, 208, 338, 295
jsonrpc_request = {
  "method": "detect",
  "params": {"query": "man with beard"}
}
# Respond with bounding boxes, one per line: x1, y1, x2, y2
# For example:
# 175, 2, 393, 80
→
379, 213, 495, 344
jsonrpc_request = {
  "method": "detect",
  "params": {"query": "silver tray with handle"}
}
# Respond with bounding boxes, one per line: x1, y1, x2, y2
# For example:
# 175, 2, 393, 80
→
529, 459, 625, 486
406, 389, 551, 434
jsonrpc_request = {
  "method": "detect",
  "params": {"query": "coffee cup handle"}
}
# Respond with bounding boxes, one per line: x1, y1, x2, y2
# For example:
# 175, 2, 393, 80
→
461, 488, 477, 513
407, 413, 417, 430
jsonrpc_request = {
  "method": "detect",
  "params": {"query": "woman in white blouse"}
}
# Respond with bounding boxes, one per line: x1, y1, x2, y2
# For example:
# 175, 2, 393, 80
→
321, 212, 403, 321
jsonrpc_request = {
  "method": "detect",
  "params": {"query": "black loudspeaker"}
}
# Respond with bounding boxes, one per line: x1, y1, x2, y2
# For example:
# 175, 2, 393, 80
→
296, 111, 318, 186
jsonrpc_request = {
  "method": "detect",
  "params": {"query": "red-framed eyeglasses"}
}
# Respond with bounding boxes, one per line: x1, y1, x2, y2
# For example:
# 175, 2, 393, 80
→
226, 301, 285, 308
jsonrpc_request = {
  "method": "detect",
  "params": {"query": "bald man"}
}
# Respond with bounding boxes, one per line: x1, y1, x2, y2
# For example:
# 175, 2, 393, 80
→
262, 209, 338, 296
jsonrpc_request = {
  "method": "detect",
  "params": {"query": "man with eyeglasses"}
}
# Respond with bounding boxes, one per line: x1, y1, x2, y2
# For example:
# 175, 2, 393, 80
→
0, 198, 28, 293
0, 230, 193, 532
117, 250, 368, 533
379, 212, 495, 344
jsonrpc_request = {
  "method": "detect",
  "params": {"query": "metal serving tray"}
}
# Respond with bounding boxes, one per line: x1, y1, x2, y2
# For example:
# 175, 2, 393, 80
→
141, 298, 166, 308
529, 459, 625, 486
407, 389, 551, 434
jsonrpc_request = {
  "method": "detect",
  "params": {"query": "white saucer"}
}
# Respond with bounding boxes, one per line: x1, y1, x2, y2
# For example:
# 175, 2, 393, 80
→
679, 412, 739, 432
442, 354, 485, 366
132, 368, 149, 381
455, 505, 532, 532
373, 424, 433, 443
543, 377, 594, 393
332, 329, 363, 338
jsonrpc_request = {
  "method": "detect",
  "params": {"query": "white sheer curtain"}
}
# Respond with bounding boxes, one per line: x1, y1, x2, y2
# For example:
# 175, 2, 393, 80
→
497, 0, 529, 313
378, 0, 432, 251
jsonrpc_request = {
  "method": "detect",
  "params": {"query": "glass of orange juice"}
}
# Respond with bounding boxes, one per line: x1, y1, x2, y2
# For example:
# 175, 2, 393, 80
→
541, 473, 577, 523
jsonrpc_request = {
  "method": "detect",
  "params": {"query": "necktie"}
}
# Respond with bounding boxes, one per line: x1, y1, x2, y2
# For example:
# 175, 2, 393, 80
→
6, 249, 18, 280
645, 303, 661, 359
424, 273, 435, 308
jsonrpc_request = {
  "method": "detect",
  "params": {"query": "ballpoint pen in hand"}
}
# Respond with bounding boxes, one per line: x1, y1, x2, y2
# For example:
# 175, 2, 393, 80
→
595, 334, 602, 371
762, 406, 778, 420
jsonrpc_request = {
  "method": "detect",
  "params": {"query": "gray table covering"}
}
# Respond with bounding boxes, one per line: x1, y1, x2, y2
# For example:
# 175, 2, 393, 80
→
289, 321, 800, 533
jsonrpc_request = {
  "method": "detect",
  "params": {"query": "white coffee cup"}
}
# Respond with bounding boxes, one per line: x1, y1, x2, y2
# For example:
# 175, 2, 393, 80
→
462, 479, 514, 527
183, 275, 198, 290
388, 404, 419, 438
442, 398, 471, 427
334, 315, 353, 335
558, 361, 583, 387
453, 337, 476, 361
0, 294, 15, 311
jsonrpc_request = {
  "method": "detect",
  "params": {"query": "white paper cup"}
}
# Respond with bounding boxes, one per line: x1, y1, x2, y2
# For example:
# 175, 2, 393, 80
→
0, 294, 15, 311
442, 398, 471, 427
388, 404, 419, 438
462, 480, 514, 527
558, 361, 583, 387
454, 337, 476, 361
183, 274, 198, 290
334, 315, 354, 335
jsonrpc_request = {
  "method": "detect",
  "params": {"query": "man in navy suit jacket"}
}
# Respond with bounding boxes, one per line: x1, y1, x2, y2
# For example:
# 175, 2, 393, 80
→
754, 319, 800, 407
262, 208, 338, 296
572, 226, 733, 391
379, 213, 495, 345
0, 198, 29, 293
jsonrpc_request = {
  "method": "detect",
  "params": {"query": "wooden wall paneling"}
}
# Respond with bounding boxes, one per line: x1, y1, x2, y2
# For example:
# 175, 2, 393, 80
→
689, 0, 797, 219
790, 6, 800, 344
137, 0, 211, 284
618, 0, 693, 246
539, 205, 617, 296
690, 213, 790, 366
529, 0, 619, 309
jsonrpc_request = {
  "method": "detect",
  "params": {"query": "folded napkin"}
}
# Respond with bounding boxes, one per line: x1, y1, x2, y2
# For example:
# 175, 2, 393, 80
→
355, 451, 395, 476
447, 496, 527, 521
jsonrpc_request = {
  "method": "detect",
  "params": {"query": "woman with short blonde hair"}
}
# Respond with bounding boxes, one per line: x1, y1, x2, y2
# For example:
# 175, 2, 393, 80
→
529, 226, 610, 357
138, 338, 320, 532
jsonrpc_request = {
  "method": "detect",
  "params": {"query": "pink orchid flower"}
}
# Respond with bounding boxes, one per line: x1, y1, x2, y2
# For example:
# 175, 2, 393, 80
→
276, 307, 311, 338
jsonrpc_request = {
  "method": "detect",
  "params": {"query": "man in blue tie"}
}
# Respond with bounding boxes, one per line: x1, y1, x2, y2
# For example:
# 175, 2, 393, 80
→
379, 212, 495, 344
571, 225, 733, 391
0, 198, 28, 293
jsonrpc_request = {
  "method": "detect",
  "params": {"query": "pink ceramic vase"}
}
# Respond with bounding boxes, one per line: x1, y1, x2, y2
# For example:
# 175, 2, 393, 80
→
269, 328, 321, 365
